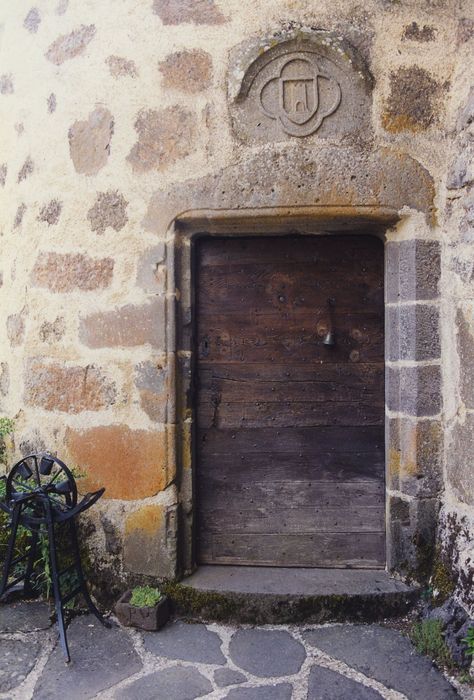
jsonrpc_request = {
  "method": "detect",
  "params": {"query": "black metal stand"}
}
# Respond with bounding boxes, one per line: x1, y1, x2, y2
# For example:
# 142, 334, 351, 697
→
0, 453, 108, 662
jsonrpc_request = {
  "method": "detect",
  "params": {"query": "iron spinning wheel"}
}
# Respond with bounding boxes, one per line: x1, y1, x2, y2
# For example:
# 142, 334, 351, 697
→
5, 453, 78, 527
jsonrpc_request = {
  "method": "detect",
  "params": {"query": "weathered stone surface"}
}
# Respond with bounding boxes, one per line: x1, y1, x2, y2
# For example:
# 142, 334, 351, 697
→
0, 163, 6, 187
0, 363, 9, 396
115, 666, 213, 700
39, 316, 65, 343
447, 414, 474, 505
19, 430, 46, 456
383, 66, 444, 132
388, 496, 439, 576
37, 199, 62, 225
386, 240, 440, 302
6, 311, 25, 346
24, 7, 41, 32
457, 18, 474, 44
0, 74, 14, 94
402, 22, 436, 42
455, 86, 474, 134
144, 146, 435, 232
229, 30, 373, 144
303, 625, 459, 698
127, 106, 195, 172
225, 685, 293, 700
31, 252, 113, 292
144, 619, 225, 663
0, 639, 40, 692
68, 107, 114, 176
13, 203, 27, 229
0, 601, 51, 633
47, 93, 56, 113
307, 666, 383, 699
66, 424, 168, 499
387, 304, 440, 361
24, 359, 116, 413
124, 502, 177, 577
87, 190, 128, 234
159, 50, 212, 93
80, 298, 165, 348
214, 668, 246, 687
229, 629, 306, 677
447, 139, 474, 189
456, 307, 474, 408
106, 55, 138, 78
34, 617, 142, 700
135, 360, 168, 422
100, 514, 121, 555
387, 365, 441, 416
45, 24, 96, 65
136, 244, 166, 292
152, 0, 225, 25
387, 417, 443, 497
17, 156, 33, 183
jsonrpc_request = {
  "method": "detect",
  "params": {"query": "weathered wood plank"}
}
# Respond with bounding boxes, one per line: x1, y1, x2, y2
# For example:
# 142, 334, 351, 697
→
198, 532, 386, 568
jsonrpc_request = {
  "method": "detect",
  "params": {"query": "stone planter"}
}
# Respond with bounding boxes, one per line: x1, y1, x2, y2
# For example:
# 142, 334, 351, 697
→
115, 590, 170, 631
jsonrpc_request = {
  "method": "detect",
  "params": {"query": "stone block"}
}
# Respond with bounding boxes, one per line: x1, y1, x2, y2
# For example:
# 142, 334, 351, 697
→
159, 50, 212, 93
386, 365, 441, 416
388, 495, 439, 577
387, 417, 443, 497
45, 24, 96, 65
0, 363, 9, 396
0, 639, 40, 693
115, 666, 213, 700
24, 359, 116, 413
39, 316, 65, 343
24, 8, 41, 33
37, 199, 62, 226
124, 502, 177, 577
135, 360, 168, 422
127, 106, 196, 172
136, 243, 166, 293
152, 0, 226, 25
456, 307, 474, 409
386, 240, 440, 303
68, 107, 114, 176
31, 252, 113, 293
80, 298, 165, 349
87, 190, 128, 234
143, 619, 225, 664
382, 66, 444, 132
6, 311, 25, 347
66, 424, 169, 499
447, 414, 474, 506
106, 55, 138, 78
387, 304, 440, 361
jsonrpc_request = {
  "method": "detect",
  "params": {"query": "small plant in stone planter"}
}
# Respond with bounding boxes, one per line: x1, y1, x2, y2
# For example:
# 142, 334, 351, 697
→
115, 586, 170, 631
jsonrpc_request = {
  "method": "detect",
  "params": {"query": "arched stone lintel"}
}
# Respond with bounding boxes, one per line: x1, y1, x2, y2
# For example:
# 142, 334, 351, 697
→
144, 146, 436, 235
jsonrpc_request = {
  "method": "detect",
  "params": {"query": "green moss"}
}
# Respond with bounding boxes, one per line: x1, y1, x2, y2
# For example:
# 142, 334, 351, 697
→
410, 619, 454, 669
431, 554, 456, 604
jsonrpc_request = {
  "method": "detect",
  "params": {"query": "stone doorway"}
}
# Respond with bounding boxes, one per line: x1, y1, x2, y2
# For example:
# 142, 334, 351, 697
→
193, 234, 385, 568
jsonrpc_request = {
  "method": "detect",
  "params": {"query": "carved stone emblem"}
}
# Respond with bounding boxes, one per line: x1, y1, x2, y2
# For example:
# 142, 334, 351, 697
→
260, 57, 341, 137
228, 30, 373, 144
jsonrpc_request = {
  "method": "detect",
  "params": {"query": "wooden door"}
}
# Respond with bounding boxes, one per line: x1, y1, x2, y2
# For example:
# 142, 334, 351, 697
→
195, 235, 385, 568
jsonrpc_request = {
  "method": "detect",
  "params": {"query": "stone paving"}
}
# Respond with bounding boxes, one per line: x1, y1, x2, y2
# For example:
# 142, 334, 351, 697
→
0, 602, 472, 700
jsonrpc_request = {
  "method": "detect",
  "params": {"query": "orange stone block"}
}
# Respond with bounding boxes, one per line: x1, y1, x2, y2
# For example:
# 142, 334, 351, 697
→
66, 424, 168, 500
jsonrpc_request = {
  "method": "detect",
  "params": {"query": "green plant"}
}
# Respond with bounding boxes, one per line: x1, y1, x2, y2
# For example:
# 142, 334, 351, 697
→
411, 619, 454, 669
130, 586, 163, 608
0, 417, 14, 464
462, 626, 474, 657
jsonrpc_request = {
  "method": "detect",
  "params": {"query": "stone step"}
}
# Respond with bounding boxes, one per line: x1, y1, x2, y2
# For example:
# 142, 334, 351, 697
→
164, 566, 420, 624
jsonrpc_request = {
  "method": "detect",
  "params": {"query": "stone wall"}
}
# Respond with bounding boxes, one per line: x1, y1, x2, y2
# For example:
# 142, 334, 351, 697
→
0, 0, 472, 602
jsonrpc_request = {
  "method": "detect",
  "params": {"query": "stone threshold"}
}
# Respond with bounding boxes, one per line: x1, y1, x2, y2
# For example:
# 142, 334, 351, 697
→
164, 566, 420, 625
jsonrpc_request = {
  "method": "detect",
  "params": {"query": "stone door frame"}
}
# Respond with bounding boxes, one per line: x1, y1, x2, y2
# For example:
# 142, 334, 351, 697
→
163, 204, 442, 580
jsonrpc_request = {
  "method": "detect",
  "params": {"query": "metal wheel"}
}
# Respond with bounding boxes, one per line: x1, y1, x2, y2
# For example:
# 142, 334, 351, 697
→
5, 453, 78, 526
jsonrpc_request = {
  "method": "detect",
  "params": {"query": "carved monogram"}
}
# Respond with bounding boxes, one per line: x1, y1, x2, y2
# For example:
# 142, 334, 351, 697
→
259, 56, 342, 137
